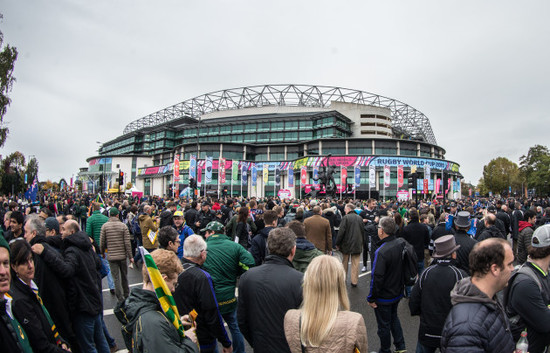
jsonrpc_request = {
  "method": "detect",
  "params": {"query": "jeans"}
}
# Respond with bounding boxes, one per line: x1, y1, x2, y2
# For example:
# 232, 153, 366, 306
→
101, 257, 115, 290
222, 309, 245, 353
73, 313, 110, 353
416, 342, 439, 353
374, 302, 405, 353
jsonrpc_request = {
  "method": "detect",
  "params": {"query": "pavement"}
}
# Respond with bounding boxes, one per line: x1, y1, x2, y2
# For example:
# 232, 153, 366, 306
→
102, 257, 421, 353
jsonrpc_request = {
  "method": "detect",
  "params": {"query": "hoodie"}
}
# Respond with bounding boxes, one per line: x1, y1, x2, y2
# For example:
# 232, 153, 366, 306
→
292, 237, 323, 273
518, 220, 532, 233
115, 288, 198, 353
441, 278, 514, 353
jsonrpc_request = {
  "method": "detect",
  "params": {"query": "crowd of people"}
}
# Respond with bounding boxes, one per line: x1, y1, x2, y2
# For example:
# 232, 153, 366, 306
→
0, 191, 549, 353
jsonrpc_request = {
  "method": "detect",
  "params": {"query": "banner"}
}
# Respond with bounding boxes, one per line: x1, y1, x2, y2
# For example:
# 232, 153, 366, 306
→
435, 178, 441, 195
241, 163, 248, 185
205, 156, 213, 184
354, 165, 361, 187
219, 158, 226, 184
275, 166, 281, 186
411, 165, 417, 174
369, 164, 376, 188
263, 163, 269, 184
397, 165, 404, 188
173, 155, 180, 182
232, 160, 239, 182
300, 166, 307, 185
341, 167, 348, 189
197, 166, 202, 185
424, 164, 431, 182
383, 165, 390, 188
288, 166, 294, 187
313, 166, 319, 185
423, 179, 429, 194
251, 163, 257, 187
189, 155, 197, 180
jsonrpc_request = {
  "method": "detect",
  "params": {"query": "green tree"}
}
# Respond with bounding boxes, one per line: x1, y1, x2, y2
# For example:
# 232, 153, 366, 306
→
24, 156, 38, 185
0, 151, 25, 195
519, 145, 550, 196
0, 14, 18, 147
482, 157, 521, 195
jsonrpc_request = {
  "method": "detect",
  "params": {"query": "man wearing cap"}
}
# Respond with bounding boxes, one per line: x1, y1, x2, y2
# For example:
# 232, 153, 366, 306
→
44, 217, 60, 236
173, 210, 194, 258
453, 211, 477, 273
409, 235, 467, 353
159, 201, 177, 228
174, 234, 232, 353
441, 238, 515, 353
196, 202, 217, 236
506, 224, 550, 353
203, 221, 255, 353
100, 207, 133, 302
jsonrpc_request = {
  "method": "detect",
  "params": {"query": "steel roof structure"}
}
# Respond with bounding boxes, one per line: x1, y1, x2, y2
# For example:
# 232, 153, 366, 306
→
123, 84, 437, 144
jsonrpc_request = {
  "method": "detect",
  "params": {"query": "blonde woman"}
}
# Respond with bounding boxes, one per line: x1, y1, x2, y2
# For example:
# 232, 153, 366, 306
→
284, 255, 368, 352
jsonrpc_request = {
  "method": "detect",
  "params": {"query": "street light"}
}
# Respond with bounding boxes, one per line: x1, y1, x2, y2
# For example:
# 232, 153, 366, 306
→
96, 141, 105, 195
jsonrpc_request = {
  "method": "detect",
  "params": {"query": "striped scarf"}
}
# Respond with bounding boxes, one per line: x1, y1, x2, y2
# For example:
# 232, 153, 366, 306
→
140, 247, 185, 338
31, 284, 62, 346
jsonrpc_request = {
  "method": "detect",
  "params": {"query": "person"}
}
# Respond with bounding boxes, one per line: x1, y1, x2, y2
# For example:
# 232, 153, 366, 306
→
452, 211, 477, 273
185, 201, 200, 233
441, 238, 515, 353
517, 209, 537, 264
360, 198, 379, 272
139, 205, 159, 252
409, 235, 468, 353
475, 213, 503, 241
100, 206, 133, 302
511, 201, 524, 256
32, 220, 111, 353
158, 226, 181, 254
402, 209, 430, 296
159, 201, 177, 228
303, 206, 332, 254
238, 227, 303, 353
284, 255, 368, 352
173, 210, 194, 258
115, 249, 199, 353
4, 210, 25, 242
9, 240, 71, 352
202, 221, 255, 353
335, 203, 364, 287
249, 210, 278, 265
86, 202, 108, 246
226, 207, 257, 249
367, 216, 406, 353
0, 235, 33, 353
287, 220, 323, 273
506, 224, 550, 353
174, 234, 232, 353
196, 202, 217, 236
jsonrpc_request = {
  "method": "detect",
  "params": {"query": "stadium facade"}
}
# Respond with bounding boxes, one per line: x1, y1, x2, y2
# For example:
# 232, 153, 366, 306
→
80, 84, 461, 199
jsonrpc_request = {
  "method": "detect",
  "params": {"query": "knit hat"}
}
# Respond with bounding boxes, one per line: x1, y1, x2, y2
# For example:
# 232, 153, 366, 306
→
44, 217, 60, 233
0, 235, 9, 255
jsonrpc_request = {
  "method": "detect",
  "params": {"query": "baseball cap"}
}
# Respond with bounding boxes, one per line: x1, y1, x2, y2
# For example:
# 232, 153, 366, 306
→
44, 217, 60, 233
201, 201, 210, 207
200, 221, 224, 233
531, 224, 550, 248
173, 210, 184, 217
109, 207, 119, 216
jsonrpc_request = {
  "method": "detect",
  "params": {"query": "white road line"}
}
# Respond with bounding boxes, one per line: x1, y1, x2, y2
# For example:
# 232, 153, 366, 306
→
359, 271, 371, 277
103, 282, 143, 292
105, 309, 114, 316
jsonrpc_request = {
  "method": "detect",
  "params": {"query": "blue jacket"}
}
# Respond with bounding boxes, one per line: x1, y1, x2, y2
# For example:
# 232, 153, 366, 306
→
174, 225, 194, 258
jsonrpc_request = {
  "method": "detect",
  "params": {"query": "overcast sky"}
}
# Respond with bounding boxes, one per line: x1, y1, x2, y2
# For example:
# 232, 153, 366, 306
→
2, 0, 549, 185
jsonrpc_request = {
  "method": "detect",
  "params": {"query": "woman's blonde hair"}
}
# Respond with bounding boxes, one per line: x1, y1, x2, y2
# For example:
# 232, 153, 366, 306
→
300, 255, 350, 347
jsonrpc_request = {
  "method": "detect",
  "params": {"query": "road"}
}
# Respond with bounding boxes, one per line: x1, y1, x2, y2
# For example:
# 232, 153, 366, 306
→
102, 258, 421, 353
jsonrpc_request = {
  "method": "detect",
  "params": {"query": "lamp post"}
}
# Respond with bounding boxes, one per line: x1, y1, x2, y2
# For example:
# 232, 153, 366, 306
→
96, 141, 105, 195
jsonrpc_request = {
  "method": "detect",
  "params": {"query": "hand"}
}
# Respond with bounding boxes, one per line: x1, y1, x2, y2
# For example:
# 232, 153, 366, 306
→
31, 244, 45, 255
130, 258, 135, 264
222, 346, 233, 353
61, 343, 71, 351
368, 302, 377, 309
184, 327, 197, 344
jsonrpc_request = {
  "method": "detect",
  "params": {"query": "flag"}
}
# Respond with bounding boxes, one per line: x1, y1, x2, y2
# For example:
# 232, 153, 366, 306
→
174, 155, 180, 182
354, 165, 361, 188
25, 175, 39, 201
397, 165, 404, 188
205, 156, 213, 184
263, 164, 269, 184
189, 155, 197, 180
197, 167, 202, 185
288, 166, 294, 187
424, 164, 431, 182
300, 166, 307, 185
383, 165, 390, 188
251, 163, 257, 186
313, 166, 319, 185
219, 158, 226, 184
241, 163, 248, 185
369, 164, 376, 188
341, 166, 348, 190
232, 160, 239, 182
139, 247, 186, 339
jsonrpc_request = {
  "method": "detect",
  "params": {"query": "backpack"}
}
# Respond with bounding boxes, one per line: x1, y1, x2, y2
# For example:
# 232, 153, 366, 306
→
502, 264, 543, 340
130, 214, 142, 236
398, 238, 418, 286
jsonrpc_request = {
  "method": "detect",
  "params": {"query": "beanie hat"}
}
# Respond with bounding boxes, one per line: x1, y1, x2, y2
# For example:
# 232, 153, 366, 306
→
0, 235, 9, 255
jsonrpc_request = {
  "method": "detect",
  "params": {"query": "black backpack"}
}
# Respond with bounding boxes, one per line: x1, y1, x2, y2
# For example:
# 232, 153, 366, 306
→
397, 238, 418, 286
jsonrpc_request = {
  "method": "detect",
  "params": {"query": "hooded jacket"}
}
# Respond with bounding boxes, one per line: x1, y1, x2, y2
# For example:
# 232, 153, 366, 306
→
115, 288, 198, 353
476, 225, 505, 242
441, 277, 514, 353
139, 213, 158, 250
292, 237, 323, 273
249, 226, 274, 266
517, 221, 534, 264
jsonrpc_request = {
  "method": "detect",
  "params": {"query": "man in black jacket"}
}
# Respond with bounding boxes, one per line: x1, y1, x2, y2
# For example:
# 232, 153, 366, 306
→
159, 201, 177, 228
476, 213, 504, 241
453, 211, 477, 274
31, 220, 110, 353
238, 227, 303, 353
402, 208, 430, 296
249, 210, 278, 266
367, 216, 406, 353
409, 235, 467, 353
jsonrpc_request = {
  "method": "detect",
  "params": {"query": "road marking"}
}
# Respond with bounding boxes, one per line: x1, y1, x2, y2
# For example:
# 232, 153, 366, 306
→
103, 282, 143, 292
359, 271, 371, 277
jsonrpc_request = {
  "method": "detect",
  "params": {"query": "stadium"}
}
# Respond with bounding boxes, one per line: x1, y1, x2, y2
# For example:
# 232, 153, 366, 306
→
80, 84, 461, 199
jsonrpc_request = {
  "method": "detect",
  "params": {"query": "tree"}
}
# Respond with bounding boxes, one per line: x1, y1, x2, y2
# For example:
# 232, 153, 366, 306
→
519, 145, 550, 196
25, 156, 38, 184
482, 157, 521, 195
0, 151, 25, 195
0, 14, 18, 147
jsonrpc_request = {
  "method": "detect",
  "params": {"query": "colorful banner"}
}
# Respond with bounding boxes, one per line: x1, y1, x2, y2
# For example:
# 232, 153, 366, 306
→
423, 179, 429, 194
369, 164, 376, 188
263, 163, 269, 184
232, 160, 239, 182
288, 166, 294, 187
383, 165, 390, 188
275, 166, 281, 186
313, 166, 319, 185
251, 163, 257, 187
205, 156, 213, 184
435, 178, 441, 194
197, 166, 202, 185
241, 163, 248, 185
341, 167, 348, 189
397, 165, 404, 188
424, 164, 431, 182
173, 155, 180, 182
219, 158, 226, 184
354, 165, 361, 188
189, 155, 197, 180
300, 166, 307, 185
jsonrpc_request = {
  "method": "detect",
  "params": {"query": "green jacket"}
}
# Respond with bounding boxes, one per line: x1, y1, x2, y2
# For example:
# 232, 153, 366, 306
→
86, 210, 108, 245
225, 215, 257, 241
202, 234, 255, 314
293, 238, 323, 273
